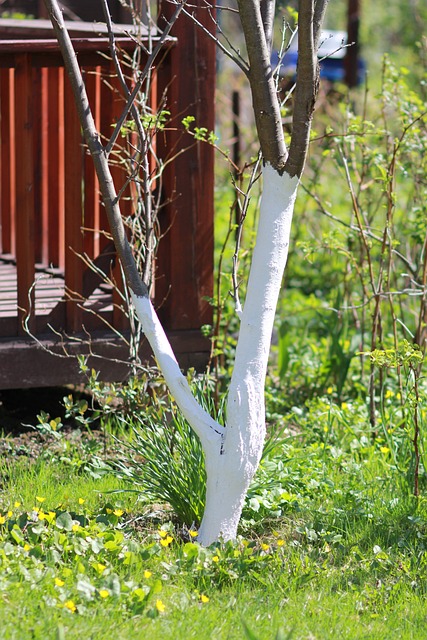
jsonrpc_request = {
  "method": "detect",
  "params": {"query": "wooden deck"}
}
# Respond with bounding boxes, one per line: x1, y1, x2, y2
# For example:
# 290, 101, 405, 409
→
0, 253, 114, 336
0, 9, 216, 389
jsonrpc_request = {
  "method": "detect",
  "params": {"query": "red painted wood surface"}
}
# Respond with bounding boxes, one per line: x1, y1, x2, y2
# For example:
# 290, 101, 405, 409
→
14, 53, 35, 335
155, 0, 215, 331
0, 23, 214, 387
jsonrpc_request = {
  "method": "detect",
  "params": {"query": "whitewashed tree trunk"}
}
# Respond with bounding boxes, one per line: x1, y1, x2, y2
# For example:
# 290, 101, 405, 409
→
198, 165, 299, 544
44, 0, 328, 547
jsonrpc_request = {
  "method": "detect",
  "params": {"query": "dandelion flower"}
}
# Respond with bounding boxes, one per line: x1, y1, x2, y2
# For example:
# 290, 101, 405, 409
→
159, 529, 168, 538
78, 498, 85, 505
99, 590, 109, 599
144, 570, 152, 579
14, 501, 21, 508
261, 543, 270, 552
189, 530, 198, 538
54, 578, 65, 587
277, 539, 285, 547
200, 594, 209, 603
212, 555, 219, 563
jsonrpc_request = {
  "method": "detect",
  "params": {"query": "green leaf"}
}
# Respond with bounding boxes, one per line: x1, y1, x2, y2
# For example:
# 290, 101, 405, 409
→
56, 512, 73, 531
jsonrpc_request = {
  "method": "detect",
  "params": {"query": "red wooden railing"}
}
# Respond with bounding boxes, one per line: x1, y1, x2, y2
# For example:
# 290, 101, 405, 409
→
0, 38, 142, 337
0, 14, 215, 389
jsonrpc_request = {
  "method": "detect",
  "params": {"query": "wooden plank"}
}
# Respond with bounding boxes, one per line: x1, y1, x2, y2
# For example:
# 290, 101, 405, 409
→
83, 66, 101, 261
47, 66, 65, 269
0, 329, 210, 389
63, 74, 84, 332
100, 61, 129, 332
14, 53, 35, 336
0, 68, 16, 256
156, 2, 215, 331
32, 65, 48, 265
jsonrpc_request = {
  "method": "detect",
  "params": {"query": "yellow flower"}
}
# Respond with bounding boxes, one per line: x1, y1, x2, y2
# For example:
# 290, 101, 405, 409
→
99, 589, 109, 599
23, 543, 31, 552
260, 543, 270, 552
200, 594, 209, 603
93, 563, 106, 574
159, 529, 168, 538
0, 515, 5, 524
160, 535, 173, 547
64, 600, 77, 613
7, 511, 12, 518
212, 555, 219, 563
327, 386, 333, 395
54, 578, 65, 587
113, 509, 124, 517
341, 402, 348, 410
277, 539, 285, 547
385, 389, 394, 399
189, 530, 198, 538
14, 501, 21, 508
36, 496, 46, 503
72, 524, 81, 532
144, 570, 152, 579
380, 446, 390, 454
38, 511, 47, 521
78, 498, 85, 505
156, 599, 166, 613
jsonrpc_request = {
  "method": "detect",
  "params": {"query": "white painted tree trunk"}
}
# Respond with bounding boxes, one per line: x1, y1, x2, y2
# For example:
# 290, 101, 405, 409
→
198, 164, 299, 545
133, 164, 299, 545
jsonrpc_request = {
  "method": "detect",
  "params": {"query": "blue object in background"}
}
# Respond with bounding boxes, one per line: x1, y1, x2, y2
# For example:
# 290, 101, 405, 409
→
272, 30, 366, 86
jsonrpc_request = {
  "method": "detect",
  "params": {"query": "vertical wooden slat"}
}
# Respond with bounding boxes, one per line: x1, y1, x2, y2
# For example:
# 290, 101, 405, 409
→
100, 61, 129, 331
83, 65, 101, 261
64, 74, 84, 332
33, 65, 48, 265
15, 53, 35, 335
47, 66, 65, 269
0, 68, 16, 257
40, 67, 49, 264
156, 2, 215, 331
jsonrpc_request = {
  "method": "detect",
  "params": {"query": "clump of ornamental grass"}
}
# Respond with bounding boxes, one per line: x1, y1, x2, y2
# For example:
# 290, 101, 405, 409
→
111, 375, 225, 526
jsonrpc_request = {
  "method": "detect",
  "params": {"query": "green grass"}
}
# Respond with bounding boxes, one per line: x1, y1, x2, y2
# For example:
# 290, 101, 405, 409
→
0, 419, 426, 640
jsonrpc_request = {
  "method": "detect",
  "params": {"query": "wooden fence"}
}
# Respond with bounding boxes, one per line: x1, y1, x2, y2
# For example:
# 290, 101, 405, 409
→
0, 14, 215, 388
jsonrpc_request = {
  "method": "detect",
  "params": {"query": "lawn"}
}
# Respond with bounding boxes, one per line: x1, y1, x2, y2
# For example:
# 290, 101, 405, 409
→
0, 387, 426, 639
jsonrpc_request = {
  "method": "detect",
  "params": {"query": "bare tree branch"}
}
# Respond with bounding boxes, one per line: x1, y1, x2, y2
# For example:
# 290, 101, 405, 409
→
260, 0, 275, 53
313, 0, 329, 49
237, 0, 287, 170
284, 0, 329, 177
43, 0, 147, 297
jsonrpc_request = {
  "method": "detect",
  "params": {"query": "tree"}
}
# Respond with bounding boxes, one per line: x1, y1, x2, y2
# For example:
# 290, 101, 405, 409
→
44, 0, 328, 546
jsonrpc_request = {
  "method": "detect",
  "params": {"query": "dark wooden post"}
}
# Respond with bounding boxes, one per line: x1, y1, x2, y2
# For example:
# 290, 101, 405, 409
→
155, 0, 215, 332
345, 0, 360, 88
